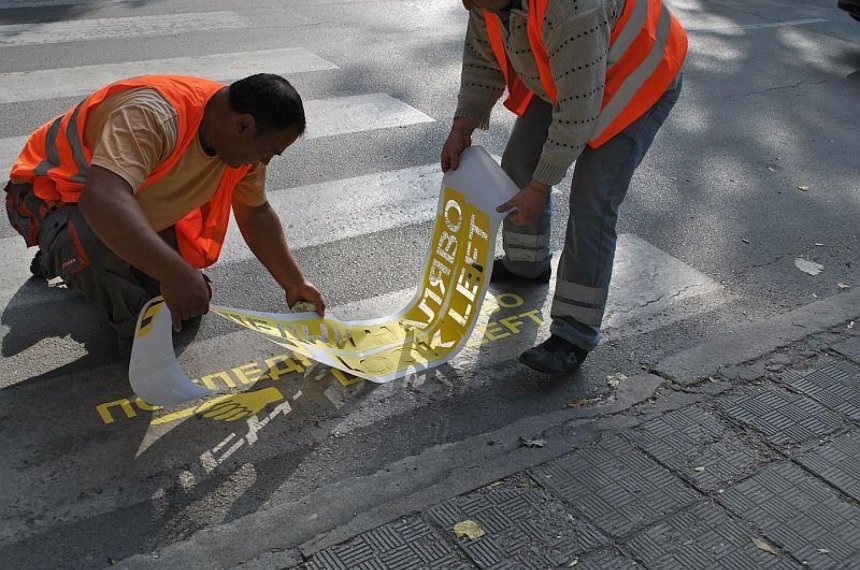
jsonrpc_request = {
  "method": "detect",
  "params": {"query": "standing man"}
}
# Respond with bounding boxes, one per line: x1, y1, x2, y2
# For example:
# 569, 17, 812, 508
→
441, 0, 687, 375
5, 73, 325, 357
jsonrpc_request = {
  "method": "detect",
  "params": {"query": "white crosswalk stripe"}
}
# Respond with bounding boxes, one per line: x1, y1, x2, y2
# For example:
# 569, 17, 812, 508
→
303, 93, 434, 139
0, 47, 338, 104
0, 135, 26, 175
1, 0, 120, 7
0, 12, 248, 46
685, 18, 827, 32
1, 93, 433, 175
225, 163, 440, 258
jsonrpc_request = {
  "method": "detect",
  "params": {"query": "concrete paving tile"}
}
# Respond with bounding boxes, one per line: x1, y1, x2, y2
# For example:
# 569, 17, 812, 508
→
626, 405, 778, 491
795, 430, 860, 502
530, 434, 701, 538
832, 336, 860, 365
719, 462, 860, 569
625, 500, 802, 569
780, 359, 860, 420
426, 476, 608, 569
567, 548, 643, 569
833, 553, 860, 569
715, 385, 843, 446
305, 516, 465, 570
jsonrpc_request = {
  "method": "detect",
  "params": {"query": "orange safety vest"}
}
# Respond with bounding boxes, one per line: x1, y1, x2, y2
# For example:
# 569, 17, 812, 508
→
10, 75, 252, 268
484, 0, 687, 148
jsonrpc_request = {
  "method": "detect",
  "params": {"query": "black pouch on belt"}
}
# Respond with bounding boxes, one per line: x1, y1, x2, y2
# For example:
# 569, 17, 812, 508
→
4, 180, 47, 247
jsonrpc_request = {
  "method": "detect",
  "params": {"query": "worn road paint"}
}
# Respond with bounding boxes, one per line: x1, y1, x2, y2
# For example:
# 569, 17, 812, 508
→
0, 12, 248, 46
0, 48, 337, 104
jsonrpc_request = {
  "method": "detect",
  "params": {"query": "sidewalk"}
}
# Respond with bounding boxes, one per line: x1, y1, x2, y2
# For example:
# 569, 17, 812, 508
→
120, 290, 860, 570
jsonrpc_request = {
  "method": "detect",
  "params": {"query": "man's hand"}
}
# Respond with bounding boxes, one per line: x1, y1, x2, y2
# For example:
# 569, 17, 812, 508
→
160, 264, 211, 331
285, 279, 325, 317
441, 117, 479, 172
496, 181, 551, 225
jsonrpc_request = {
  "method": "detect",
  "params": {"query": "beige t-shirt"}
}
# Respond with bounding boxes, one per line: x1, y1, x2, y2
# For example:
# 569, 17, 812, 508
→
85, 87, 266, 232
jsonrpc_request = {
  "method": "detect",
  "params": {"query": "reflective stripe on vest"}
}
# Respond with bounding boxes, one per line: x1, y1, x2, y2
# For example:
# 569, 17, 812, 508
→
483, 0, 687, 148
10, 75, 252, 268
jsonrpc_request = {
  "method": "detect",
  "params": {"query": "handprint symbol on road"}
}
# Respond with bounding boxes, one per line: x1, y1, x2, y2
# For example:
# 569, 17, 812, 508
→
196, 387, 285, 422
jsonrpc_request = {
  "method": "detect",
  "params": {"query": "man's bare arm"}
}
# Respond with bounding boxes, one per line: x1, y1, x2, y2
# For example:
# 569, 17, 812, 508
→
233, 200, 325, 315
78, 165, 211, 325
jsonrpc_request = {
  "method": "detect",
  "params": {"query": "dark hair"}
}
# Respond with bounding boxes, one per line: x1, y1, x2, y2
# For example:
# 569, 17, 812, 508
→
229, 73, 306, 135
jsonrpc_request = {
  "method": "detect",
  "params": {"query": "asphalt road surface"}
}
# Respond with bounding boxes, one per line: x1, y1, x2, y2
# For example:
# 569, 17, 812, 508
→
0, 0, 857, 567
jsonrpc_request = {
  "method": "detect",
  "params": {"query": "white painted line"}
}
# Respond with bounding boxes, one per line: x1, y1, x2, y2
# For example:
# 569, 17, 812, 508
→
0, 12, 248, 46
1, 93, 432, 175
222, 162, 442, 261
303, 93, 434, 139
603, 233, 725, 334
0, 236, 76, 312
686, 18, 827, 32
0, 135, 26, 176
0, 48, 339, 104
0, 0, 117, 7
328, 234, 726, 336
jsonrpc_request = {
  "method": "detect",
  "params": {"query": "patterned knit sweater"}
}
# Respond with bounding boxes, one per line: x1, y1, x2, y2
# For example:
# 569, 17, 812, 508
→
455, 0, 625, 186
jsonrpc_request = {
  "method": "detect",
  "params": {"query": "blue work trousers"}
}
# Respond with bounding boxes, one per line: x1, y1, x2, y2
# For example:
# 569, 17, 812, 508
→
499, 75, 683, 350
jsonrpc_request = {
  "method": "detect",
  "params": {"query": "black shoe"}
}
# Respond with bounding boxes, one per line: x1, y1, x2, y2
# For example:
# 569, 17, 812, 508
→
29, 250, 49, 279
490, 258, 551, 284
202, 273, 213, 299
519, 335, 589, 375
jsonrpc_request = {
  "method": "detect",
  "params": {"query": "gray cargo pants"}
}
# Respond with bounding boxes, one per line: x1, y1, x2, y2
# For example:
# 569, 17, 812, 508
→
5, 181, 162, 340
498, 75, 683, 351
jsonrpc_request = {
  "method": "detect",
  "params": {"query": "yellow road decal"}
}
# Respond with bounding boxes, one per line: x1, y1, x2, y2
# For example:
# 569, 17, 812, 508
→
96, 295, 543, 427
135, 298, 165, 339
210, 185, 500, 383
